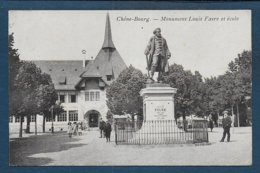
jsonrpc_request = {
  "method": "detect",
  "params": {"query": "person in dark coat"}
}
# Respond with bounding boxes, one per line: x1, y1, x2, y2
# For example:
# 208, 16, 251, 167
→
99, 119, 105, 138
104, 121, 112, 142
220, 111, 232, 142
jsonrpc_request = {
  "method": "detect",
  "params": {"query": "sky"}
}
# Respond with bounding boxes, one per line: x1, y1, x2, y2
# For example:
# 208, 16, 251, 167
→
9, 10, 251, 78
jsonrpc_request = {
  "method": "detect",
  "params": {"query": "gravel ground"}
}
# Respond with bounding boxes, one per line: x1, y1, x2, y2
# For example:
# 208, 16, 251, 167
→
9, 127, 252, 166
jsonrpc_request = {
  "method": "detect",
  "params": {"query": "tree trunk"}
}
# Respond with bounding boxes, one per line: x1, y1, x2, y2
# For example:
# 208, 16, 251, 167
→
217, 111, 220, 127
19, 116, 23, 138
26, 115, 31, 133
42, 114, 46, 133
35, 115, 37, 135
237, 103, 240, 127
182, 109, 187, 132
231, 105, 234, 127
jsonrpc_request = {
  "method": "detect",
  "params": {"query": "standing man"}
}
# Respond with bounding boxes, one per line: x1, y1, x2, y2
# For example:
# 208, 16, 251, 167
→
99, 119, 105, 138
104, 121, 112, 142
220, 110, 232, 142
144, 28, 171, 82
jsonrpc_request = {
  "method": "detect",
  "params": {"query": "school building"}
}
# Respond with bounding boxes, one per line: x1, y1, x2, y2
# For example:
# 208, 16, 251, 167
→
9, 13, 127, 132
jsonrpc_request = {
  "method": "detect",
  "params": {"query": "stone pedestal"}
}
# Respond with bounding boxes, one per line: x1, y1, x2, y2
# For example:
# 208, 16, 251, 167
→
140, 83, 177, 121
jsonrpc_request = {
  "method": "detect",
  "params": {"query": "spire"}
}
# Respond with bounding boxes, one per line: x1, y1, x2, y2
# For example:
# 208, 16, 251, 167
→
102, 13, 115, 49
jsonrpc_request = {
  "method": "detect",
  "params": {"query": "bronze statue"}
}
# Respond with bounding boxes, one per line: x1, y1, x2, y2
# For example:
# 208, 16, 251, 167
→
144, 28, 171, 82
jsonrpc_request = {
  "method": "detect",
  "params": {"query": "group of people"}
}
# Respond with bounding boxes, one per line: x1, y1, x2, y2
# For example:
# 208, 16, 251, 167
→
99, 119, 112, 142
67, 121, 83, 138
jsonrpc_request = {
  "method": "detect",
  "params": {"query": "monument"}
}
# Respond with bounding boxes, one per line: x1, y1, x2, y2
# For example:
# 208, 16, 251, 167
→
124, 28, 180, 144
141, 27, 177, 121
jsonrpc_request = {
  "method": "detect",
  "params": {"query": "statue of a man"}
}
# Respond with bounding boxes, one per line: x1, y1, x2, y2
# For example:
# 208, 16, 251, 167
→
144, 28, 171, 82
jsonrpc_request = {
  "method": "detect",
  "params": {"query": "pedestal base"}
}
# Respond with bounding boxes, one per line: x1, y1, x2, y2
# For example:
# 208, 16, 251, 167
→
140, 83, 177, 121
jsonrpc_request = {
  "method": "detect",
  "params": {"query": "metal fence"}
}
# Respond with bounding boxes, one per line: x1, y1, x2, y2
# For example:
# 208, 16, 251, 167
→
114, 119, 208, 145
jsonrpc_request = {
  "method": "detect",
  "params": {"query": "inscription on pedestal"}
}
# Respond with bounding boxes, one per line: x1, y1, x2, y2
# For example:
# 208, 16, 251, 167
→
154, 105, 167, 119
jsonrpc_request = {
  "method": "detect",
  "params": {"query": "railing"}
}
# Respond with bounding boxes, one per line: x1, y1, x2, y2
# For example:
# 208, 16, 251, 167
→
114, 119, 208, 145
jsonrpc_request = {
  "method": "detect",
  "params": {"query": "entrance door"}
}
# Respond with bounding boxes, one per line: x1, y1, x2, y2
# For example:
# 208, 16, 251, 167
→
89, 113, 99, 127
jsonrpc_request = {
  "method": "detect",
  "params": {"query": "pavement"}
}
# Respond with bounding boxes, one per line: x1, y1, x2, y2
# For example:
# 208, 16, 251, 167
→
9, 127, 252, 166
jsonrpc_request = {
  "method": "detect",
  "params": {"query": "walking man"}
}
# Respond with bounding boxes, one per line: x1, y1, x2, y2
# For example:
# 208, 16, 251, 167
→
104, 121, 112, 142
144, 27, 171, 82
220, 110, 232, 142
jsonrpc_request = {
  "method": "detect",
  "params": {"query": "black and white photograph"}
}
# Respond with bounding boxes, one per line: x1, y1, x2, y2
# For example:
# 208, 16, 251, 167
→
8, 10, 252, 166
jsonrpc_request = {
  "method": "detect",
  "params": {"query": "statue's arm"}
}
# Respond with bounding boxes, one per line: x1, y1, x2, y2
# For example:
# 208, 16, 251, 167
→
144, 37, 153, 55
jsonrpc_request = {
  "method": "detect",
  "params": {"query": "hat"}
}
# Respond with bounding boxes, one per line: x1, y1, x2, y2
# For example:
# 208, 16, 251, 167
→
223, 110, 228, 114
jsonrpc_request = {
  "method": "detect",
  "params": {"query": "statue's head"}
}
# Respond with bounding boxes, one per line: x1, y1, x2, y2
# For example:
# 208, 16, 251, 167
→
153, 28, 161, 37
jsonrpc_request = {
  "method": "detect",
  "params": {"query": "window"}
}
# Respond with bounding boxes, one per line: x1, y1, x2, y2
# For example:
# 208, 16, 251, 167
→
59, 94, 65, 103
95, 92, 100, 101
9, 116, 13, 123
90, 92, 95, 101
15, 116, 24, 123
69, 111, 78, 122
31, 115, 36, 122
85, 91, 100, 101
57, 111, 67, 122
69, 94, 76, 103
85, 92, 90, 101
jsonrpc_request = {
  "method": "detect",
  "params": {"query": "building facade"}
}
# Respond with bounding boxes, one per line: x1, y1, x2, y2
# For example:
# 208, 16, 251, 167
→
9, 13, 127, 132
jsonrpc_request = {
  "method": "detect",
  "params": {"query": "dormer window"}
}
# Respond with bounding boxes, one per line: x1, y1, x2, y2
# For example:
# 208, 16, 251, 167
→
107, 75, 112, 81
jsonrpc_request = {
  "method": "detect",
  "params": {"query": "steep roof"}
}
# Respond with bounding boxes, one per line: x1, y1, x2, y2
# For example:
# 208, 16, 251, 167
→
93, 48, 126, 85
33, 60, 85, 90
80, 61, 102, 78
93, 13, 127, 84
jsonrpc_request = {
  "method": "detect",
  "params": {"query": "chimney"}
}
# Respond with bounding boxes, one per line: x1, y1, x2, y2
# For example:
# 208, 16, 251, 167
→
82, 49, 87, 67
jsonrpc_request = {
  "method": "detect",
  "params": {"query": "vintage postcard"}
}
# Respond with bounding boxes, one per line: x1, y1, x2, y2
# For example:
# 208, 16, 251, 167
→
8, 10, 252, 166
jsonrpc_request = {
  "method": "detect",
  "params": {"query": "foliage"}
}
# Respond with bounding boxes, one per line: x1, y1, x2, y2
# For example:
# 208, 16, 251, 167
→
204, 50, 252, 126
9, 33, 20, 116
106, 65, 147, 117
161, 64, 205, 119
9, 34, 58, 136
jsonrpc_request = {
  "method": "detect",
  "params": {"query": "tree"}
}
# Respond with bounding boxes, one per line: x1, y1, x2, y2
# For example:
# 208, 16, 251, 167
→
204, 50, 252, 126
36, 74, 57, 133
13, 61, 58, 137
106, 65, 147, 120
9, 33, 20, 117
227, 51, 252, 126
52, 101, 64, 130
14, 61, 43, 136
161, 64, 205, 119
